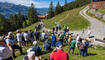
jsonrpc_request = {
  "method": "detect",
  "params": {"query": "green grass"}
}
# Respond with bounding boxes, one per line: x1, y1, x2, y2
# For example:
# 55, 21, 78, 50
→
96, 9, 105, 14
14, 6, 105, 60
43, 6, 90, 30
15, 42, 105, 60
87, 12, 105, 23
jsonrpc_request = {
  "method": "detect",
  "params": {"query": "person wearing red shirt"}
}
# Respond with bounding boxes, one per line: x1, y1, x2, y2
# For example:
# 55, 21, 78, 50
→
50, 44, 69, 60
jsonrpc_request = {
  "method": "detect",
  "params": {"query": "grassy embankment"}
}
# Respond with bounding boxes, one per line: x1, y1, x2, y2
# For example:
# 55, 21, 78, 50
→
43, 6, 90, 30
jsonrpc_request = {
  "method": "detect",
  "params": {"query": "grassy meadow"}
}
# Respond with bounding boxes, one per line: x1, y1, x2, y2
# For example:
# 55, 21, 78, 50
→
43, 6, 90, 30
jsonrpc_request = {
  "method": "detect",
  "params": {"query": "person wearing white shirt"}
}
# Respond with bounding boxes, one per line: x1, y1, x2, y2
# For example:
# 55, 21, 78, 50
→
23, 31, 29, 46
87, 27, 91, 37
16, 30, 23, 46
42, 31, 45, 41
76, 34, 80, 48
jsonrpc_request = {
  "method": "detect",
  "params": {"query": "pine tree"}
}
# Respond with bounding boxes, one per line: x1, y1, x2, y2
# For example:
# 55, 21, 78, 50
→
65, 0, 68, 5
55, 2, 63, 15
63, 0, 68, 11
17, 12, 23, 28
28, 3, 38, 24
47, 2, 54, 19
0, 14, 11, 33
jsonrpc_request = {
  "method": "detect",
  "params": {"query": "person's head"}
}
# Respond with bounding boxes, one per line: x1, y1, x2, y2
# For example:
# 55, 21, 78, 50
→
43, 30, 45, 33
33, 41, 38, 46
25, 31, 28, 33
77, 34, 79, 36
8, 32, 13, 36
56, 44, 63, 50
85, 39, 89, 42
0, 36, 5, 46
29, 30, 32, 32
72, 36, 76, 40
52, 32, 54, 35
28, 51, 35, 60
17, 30, 20, 33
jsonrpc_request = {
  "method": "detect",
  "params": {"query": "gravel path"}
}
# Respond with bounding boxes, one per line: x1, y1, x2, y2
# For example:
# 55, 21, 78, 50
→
80, 6, 105, 39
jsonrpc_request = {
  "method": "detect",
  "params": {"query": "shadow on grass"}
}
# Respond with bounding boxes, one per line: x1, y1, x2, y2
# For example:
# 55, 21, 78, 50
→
42, 48, 53, 55
75, 53, 97, 56
87, 53, 97, 56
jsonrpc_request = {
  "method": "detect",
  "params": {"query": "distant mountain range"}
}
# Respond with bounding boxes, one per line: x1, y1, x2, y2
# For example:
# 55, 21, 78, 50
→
0, 2, 49, 18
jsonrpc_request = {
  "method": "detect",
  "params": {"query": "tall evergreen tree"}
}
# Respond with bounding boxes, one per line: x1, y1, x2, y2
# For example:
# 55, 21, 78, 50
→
63, 0, 68, 11
28, 3, 38, 24
0, 14, 11, 34
47, 1, 54, 19
55, 2, 63, 15
17, 12, 23, 28
65, 0, 68, 5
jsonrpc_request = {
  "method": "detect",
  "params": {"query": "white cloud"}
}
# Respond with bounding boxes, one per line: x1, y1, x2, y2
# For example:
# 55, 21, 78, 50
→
0, 0, 49, 8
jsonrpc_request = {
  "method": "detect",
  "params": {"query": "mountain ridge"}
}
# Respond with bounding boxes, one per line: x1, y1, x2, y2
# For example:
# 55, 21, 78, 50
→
0, 2, 49, 18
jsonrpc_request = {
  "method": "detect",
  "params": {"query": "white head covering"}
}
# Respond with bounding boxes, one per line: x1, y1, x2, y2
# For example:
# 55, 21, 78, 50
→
8, 32, 12, 36
56, 45, 63, 49
33, 41, 38, 46
28, 51, 35, 60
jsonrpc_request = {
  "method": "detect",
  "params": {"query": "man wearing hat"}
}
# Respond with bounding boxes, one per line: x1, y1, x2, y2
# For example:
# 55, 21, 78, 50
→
50, 43, 69, 60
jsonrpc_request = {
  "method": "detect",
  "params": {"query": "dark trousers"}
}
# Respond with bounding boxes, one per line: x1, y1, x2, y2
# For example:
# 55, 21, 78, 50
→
79, 49, 84, 56
3, 56, 13, 60
11, 45, 23, 58
68, 47, 75, 54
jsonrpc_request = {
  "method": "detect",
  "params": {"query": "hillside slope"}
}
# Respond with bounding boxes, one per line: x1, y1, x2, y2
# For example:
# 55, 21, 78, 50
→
44, 6, 90, 30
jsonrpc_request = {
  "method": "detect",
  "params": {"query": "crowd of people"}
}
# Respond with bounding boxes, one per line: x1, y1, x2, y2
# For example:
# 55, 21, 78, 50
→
0, 22, 91, 60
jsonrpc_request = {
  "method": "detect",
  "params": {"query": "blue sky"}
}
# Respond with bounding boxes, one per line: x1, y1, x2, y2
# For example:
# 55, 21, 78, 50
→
0, 0, 74, 8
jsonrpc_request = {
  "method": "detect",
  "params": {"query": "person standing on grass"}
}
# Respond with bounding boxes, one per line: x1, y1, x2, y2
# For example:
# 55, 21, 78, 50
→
87, 27, 91, 37
79, 41, 86, 56
51, 33, 56, 47
5, 33, 23, 58
52, 26, 56, 33
68, 37, 76, 55
76, 34, 80, 48
84, 39, 89, 56
68, 34, 71, 43
42, 30, 46, 41
23, 31, 29, 46
34, 31, 41, 43
28, 30, 34, 42
16, 30, 23, 47
60, 32, 65, 43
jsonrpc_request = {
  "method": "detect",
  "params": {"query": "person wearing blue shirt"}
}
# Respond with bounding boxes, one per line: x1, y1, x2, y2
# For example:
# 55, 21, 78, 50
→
84, 40, 89, 56
31, 41, 42, 56
51, 33, 56, 47
44, 40, 51, 51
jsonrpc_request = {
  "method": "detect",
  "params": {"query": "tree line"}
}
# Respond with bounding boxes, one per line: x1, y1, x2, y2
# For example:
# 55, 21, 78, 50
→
0, 3, 39, 34
47, 0, 90, 19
